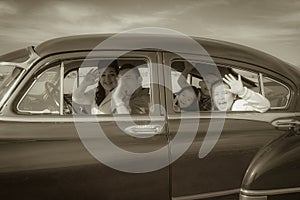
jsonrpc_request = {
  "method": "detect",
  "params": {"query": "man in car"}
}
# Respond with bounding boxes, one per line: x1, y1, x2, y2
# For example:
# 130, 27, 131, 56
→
112, 64, 149, 114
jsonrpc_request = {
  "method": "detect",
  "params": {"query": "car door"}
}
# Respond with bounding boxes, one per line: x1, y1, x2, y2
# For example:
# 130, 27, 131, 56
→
162, 52, 296, 199
0, 51, 170, 200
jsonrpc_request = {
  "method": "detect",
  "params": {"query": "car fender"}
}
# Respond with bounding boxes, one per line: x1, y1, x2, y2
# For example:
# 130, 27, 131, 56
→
241, 132, 300, 193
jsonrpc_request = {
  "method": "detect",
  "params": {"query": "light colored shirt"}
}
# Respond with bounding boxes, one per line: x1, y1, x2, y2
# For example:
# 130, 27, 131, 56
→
91, 91, 114, 114
231, 87, 270, 113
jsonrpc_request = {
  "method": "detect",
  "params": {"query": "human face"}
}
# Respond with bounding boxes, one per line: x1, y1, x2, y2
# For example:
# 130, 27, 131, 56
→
212, 84, 234, 111
178, 88, 196, 108
98, 66, 118, 91
119, 68, 140, 95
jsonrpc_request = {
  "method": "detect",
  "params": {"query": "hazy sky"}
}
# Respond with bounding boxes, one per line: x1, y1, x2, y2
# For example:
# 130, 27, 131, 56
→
0, 0, 300, 66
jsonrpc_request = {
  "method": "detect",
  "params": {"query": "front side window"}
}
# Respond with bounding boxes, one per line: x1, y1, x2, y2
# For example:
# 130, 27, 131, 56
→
18, 65, 61, 114
64, 58, 151, 115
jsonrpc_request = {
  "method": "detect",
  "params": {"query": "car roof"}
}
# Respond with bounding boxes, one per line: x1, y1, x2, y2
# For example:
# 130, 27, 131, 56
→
34, 33, 299, 84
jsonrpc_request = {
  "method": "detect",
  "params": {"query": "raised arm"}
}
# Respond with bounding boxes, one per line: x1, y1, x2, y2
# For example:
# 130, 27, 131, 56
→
111, 77, 131, 114
223, 74, 271, 113
72, 68, 98, 105
177, 64, 193, 88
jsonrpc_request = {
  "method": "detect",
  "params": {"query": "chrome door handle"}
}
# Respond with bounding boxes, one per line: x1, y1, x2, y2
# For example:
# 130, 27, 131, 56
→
124, 125, 163, 138
272, 119, 300, 128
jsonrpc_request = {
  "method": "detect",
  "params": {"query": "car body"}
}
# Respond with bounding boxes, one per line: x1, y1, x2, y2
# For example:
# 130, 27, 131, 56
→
0, 34, 299, 200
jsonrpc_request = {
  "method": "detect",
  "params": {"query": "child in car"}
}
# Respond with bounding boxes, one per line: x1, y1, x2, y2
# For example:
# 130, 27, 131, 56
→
173, 85, 201, 112
211, 74, 270, 112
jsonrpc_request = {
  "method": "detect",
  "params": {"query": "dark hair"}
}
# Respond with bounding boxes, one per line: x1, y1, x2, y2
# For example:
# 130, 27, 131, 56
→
95, 60, 119, 106
119, 63, 141, 77
98, 60, 119, 74
176, 85, 201, 111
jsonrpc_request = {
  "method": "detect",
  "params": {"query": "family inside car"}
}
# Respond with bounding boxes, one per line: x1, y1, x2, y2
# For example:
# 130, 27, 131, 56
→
71, 60, 271, 115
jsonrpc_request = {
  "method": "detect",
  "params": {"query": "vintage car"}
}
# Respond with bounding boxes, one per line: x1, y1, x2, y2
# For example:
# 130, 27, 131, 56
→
0, 33, 299, 200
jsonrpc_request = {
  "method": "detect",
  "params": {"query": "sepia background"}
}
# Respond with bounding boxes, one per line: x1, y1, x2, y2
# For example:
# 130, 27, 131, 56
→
0, 0, 299, 67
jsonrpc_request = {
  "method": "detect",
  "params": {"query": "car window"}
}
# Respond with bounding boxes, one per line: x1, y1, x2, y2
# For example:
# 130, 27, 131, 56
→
170, 61, 215, 112
261, 76, 290, 109
170, 60, 269, 113
18, 65, 61, 114
64, 58, 151, 115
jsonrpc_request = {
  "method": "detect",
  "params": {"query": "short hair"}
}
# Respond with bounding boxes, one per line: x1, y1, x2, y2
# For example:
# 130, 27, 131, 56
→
119, 63, 141, 77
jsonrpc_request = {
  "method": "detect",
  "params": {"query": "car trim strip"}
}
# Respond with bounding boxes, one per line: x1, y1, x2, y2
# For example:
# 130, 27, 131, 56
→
258, 73, 265, 96
172, 188, 239, 200
59, 62, 64, 115
0, 112, 298, 123
239, 194, 267, 200
241, 187, 300, 196
168, 112, 296, 123
0, 115, 166, 122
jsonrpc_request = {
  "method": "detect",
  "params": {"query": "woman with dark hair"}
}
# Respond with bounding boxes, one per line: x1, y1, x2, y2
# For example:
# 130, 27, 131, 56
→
72, 60, 119, 114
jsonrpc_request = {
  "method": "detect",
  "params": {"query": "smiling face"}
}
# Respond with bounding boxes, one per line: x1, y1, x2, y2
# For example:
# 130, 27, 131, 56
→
98, 66, 118, 92
119, 68, 141, 95
178, 88, 197, 108
212, 83, 234, 111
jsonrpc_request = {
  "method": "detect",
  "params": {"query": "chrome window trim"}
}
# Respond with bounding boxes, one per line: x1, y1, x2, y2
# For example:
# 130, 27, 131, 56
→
258, 73, 265, 96
167, 112, 296, 123
0, 115, 166, 123
172, 188, 239, 200
59, 62, 64, 115
1, 112, 297, 123
239, 194, 267, 200
241, 187, 300, 196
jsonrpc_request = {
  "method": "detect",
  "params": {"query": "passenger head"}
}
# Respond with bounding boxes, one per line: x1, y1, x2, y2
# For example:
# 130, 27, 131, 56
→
119, 64, 142, 95
211, 80, 235, 111
97, 60, 119, 91
177, 86, 200, 111
95, 60, 119, 106
199, 73, 219, 96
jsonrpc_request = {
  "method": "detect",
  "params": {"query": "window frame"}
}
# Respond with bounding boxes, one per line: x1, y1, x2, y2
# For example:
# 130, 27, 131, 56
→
63, 57, 152, 116
15, 52, 156, 116
167, 57, 292, 114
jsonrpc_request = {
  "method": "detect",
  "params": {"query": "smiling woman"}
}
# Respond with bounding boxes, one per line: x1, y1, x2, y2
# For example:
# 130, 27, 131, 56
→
72, 60, 119, 115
